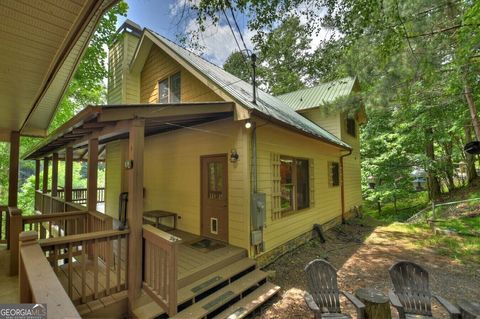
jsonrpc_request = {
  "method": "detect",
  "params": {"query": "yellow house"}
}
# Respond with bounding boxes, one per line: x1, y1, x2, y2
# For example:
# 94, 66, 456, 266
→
18, 20, 365, 319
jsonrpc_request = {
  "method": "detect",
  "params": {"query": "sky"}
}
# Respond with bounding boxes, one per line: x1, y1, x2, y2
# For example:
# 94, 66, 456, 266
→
116, 0, 254, 66
116, 0, 331, 66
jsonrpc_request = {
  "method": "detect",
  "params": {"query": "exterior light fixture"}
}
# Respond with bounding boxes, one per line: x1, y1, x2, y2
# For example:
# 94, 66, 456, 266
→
367, 175, 376, 189
245, 120, 252, 129
230, 149, 239, 162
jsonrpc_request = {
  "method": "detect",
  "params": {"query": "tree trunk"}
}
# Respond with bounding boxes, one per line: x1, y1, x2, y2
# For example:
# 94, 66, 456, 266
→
464, 125, 478, 183
426, 129, 441, 200
464, 84, 480, 140
355, 288, 391, 319
442, 141, 455, 192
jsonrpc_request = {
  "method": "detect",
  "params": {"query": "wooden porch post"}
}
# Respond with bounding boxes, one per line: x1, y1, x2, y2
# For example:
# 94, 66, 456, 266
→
127, 119, 145, 311
42, 157, 49, 194
8, 131, 20, 208
34, 160, 40, 191
65, 147, 73, 203
51, 153, 59, 197
87, 139, 99, 212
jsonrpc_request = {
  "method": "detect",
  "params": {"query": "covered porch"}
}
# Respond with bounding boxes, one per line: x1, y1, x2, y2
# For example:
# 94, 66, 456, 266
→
11, 102, 277, 318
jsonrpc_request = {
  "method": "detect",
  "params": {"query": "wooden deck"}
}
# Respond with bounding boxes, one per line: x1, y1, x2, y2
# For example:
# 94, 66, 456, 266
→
54, 229, 246, 307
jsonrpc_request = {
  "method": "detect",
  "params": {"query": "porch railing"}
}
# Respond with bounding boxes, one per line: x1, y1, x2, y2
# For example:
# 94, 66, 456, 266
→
10, 209, 114, 276
56, 187, 105, 205
19, 231, 81, 318
142, 224, 181, 316
39, 229, 129, 304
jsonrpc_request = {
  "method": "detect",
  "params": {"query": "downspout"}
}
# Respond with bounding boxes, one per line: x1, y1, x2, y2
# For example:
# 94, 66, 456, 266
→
251, 123, 257, 192
340, 149, 352, 223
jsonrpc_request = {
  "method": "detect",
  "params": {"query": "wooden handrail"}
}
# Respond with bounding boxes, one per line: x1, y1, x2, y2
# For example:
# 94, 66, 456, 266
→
39, 229, 129, 247
19, 231, 81, 319
22, 211, 87, 222
0, 205, 8, 244
142, 225, 180, 316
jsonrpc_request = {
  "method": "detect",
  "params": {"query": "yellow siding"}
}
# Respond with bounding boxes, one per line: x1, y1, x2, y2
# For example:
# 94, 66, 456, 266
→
302, 109, 341, 138
107, 32, 140, 104
142, 119, 250, 250
255, 119, 343, 252
140, 46, 223, 103
105, 140, 127, 219
340, 113, 363, 211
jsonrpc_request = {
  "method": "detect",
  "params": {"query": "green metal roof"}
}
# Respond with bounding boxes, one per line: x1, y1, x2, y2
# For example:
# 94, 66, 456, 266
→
277, 77, 357, 112
146, 30, 351, 150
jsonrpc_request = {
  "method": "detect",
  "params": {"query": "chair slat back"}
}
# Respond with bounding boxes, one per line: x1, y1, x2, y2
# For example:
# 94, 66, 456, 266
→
389, 261, 432, 316
305, 259, 341, 314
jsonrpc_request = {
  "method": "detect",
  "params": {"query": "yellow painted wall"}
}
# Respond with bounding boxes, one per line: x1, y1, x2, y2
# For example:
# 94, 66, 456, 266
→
142, 119, 250, 250
255, 118, 343, 252
301, 109, 341, 138
140, 46, 223, 103
108, 32, 140, 104
105, 140, 127, 219
340, 113, 363, 211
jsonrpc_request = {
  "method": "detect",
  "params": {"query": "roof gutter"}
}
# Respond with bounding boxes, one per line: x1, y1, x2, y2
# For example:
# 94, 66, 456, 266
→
340, 149, 353, 223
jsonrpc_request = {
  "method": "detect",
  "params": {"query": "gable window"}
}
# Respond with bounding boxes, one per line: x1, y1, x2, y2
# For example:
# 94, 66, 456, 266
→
158, 72, 181, 103
280, 156, 310, 212
346, 117, 356, 137
328, 161, 340, 187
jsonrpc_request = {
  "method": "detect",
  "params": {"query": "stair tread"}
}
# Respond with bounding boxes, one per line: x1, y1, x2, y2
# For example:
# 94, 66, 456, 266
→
171, 269, 268, 319
212, 282, 281, 319
132, 298, 165, 319
178, 258, 257, 304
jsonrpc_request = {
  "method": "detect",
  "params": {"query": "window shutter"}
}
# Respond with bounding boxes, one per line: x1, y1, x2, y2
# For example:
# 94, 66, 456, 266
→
328, 162, 333, 187
271, 152, 281, 220
309, 159, 315, 207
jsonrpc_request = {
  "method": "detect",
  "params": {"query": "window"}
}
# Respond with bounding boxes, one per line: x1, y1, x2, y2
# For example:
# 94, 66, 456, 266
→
329, 161, 340, 187
158, 72, 181, 103
346, 117, 356, 137
280, 156, 310, 212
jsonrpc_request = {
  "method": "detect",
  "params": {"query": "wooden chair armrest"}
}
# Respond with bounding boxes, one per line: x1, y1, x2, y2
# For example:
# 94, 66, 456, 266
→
304, 291, 320, 312
342, 291, 365, 319
389, 290, 405, 319
433, 295, 460, 319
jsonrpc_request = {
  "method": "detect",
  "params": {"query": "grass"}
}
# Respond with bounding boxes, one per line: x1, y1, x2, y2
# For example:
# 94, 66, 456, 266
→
381, 222, 480, 264
363, 192, 429, 222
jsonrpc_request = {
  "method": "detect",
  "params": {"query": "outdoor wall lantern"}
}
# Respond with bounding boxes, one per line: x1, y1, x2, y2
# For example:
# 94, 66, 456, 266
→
367, 175, 376, 189
124, 160, 133, 169
230, 149, 239, 163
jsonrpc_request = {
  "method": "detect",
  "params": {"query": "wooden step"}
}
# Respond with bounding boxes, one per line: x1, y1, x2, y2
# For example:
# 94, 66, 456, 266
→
212, 282, 280, 319
178, 249, 247, 288
178, 258, 257, 305
133, 258, 256, 319
170, 270, 268, 319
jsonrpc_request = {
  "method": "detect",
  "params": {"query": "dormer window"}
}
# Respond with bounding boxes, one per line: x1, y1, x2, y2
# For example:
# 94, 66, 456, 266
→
158, 72, 181, 103
346, 117, 356, 137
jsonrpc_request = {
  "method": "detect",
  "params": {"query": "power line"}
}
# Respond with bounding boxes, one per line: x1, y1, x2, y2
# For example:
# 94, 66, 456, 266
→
229, 7, 249, 55
221, 7, 246, 60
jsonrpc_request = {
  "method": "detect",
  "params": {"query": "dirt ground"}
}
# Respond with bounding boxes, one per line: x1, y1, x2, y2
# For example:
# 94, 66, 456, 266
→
255, 217, 480, 318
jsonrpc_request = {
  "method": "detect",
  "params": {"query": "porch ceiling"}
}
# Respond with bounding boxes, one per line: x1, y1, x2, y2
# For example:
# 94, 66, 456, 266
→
23, 102, 235, 160
0, 0, 118, 139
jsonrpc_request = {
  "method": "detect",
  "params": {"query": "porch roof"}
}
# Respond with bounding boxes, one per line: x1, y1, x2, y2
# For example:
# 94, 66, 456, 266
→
23, 102, 234, 160
0, 0, 118, 139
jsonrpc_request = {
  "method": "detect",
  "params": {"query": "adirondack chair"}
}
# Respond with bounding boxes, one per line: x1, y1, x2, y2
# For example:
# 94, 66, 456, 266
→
389, 261, 461, 319
304, 259, 365, 319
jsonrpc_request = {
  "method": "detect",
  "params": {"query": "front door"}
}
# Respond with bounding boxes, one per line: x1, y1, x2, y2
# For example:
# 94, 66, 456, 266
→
201, 155, 228, 242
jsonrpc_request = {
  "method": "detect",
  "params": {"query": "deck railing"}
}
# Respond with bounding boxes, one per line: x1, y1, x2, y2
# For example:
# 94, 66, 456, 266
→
10, 209, 114, 276
56, 187, 105, 205
142, 224, 181, 316
39, 229, 129, 304
19, 231, 81, 318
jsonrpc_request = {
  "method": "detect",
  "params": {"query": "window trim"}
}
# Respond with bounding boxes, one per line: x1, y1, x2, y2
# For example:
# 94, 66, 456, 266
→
280, 155, 310, 214
157, 71, 181, 104
328, 161, 340, 187
346, 116, 356, 137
